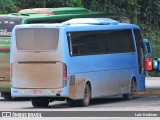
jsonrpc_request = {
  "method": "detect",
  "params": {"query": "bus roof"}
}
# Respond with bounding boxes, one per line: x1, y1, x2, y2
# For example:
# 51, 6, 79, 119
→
0, 7, 130, 24
62, 18, 119, 25
0, 7, 105, 23
18, 7, 90, 15
13, 18, 139, 30
61, 18, 139, 28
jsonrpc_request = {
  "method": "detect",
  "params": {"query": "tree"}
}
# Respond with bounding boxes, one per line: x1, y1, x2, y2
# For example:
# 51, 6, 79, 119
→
12, 0, 83, 9
0, 0, 16, 14
86, 0, 139, 24
138, 0, 160, 29
13, 0, 45, 10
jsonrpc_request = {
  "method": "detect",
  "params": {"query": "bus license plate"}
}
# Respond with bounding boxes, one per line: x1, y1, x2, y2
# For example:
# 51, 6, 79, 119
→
33, 90, 42, 94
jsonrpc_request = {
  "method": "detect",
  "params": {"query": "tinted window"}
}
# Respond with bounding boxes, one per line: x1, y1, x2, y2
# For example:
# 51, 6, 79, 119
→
113, 30, 135, 53
68, 30, 135, 56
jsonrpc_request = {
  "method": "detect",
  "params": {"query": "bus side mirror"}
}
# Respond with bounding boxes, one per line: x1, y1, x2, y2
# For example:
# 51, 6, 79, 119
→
143, 39, 152, 57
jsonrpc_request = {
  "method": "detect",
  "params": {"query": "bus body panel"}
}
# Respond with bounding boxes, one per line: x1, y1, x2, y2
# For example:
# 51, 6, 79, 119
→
0, 17, 22, 95
0, 37, 10, 85
11, 87, 69, 97
136, 75, 145, 91
0, 51, 10, 80
0, 81, 10, 92
12, 62, 63, 89
0, 47, 10, 93
67, 53, 138, 99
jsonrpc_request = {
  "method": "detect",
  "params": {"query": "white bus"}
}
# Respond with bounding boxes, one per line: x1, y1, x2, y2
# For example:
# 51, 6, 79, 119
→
10, 18, 151, 107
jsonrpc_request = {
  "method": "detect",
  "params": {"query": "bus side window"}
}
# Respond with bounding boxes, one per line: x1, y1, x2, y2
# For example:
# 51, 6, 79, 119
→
68, 30, 135, 56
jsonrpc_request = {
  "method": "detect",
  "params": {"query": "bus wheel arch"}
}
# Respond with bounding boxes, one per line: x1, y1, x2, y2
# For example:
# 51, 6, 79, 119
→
123, 76, 137, 100
85, 81, 92, 98
132, 76, 137, 92
78, 81, 92, 107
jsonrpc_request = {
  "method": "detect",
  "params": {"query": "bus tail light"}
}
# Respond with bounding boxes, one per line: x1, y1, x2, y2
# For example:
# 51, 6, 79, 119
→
145, 58, 152, 71
63, 63, 67, 87
4, 21, 9, 24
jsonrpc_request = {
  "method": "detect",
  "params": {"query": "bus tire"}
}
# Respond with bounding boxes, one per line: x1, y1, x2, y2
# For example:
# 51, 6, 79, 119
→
78, 83, 91, 107
70, 100, 79, 107
2, 92, 12, 100
31, 98, 49, 108
123, 79, 136, 100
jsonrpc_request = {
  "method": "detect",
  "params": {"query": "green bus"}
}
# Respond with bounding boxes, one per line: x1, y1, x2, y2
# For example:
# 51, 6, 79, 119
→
0, 7, 130, 99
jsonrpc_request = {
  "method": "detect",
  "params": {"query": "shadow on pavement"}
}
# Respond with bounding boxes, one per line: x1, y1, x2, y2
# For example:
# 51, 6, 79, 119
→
22, 95, 141, 109
0, 97, 31, 101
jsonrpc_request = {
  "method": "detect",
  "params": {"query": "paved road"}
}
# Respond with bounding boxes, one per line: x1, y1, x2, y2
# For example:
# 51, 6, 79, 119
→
0, 94, 160, 119
0, 77, 159, 111
146, 77, 160, 90
0, 94, 160, 111
0, 77, 160, 119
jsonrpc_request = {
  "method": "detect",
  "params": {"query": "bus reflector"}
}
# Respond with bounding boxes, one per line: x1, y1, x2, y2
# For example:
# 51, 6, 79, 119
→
13, 91, 18, 93
48, 90, 54, 93
69, 75, 75, 86
145, 58, 152, 71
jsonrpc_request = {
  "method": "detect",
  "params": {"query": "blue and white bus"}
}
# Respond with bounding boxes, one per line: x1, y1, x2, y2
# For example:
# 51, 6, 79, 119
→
10, 18, 151, 107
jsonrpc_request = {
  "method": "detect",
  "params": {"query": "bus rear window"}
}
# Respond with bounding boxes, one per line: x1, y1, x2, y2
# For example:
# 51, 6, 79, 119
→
0, 17, 22, 37
16, 28, 59, 51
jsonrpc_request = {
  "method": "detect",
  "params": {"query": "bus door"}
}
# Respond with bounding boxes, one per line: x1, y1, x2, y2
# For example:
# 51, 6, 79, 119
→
133, 29, 145, 91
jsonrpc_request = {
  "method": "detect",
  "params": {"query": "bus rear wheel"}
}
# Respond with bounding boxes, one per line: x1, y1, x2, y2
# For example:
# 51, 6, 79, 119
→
123, 80, 136, 100
1, 92, 12, 100
31, 98, 49, 107
78, 83, 91, 107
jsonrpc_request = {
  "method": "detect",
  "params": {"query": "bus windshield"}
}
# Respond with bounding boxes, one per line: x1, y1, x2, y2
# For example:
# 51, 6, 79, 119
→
0, 17, 22, 37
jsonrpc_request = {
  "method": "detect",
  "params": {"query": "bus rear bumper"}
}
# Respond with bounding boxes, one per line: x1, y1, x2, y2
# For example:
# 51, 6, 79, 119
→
11, 87, 68, 98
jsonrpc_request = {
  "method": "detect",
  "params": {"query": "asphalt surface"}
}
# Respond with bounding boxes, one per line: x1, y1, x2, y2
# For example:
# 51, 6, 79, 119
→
0, 77, 160, 120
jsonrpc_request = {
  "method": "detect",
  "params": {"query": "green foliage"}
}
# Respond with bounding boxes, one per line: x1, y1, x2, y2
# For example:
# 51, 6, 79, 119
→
12, 0, 83, 9
1, 0, 160, 76
13, 0, 47, 9
138, 0, 160, 29
0, 0, 16, 14
83, 0, 139, 24
138, 24, 160, 76
146, 30, 160, 76
58, 0, 83, 7
0, 0, 159, 28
